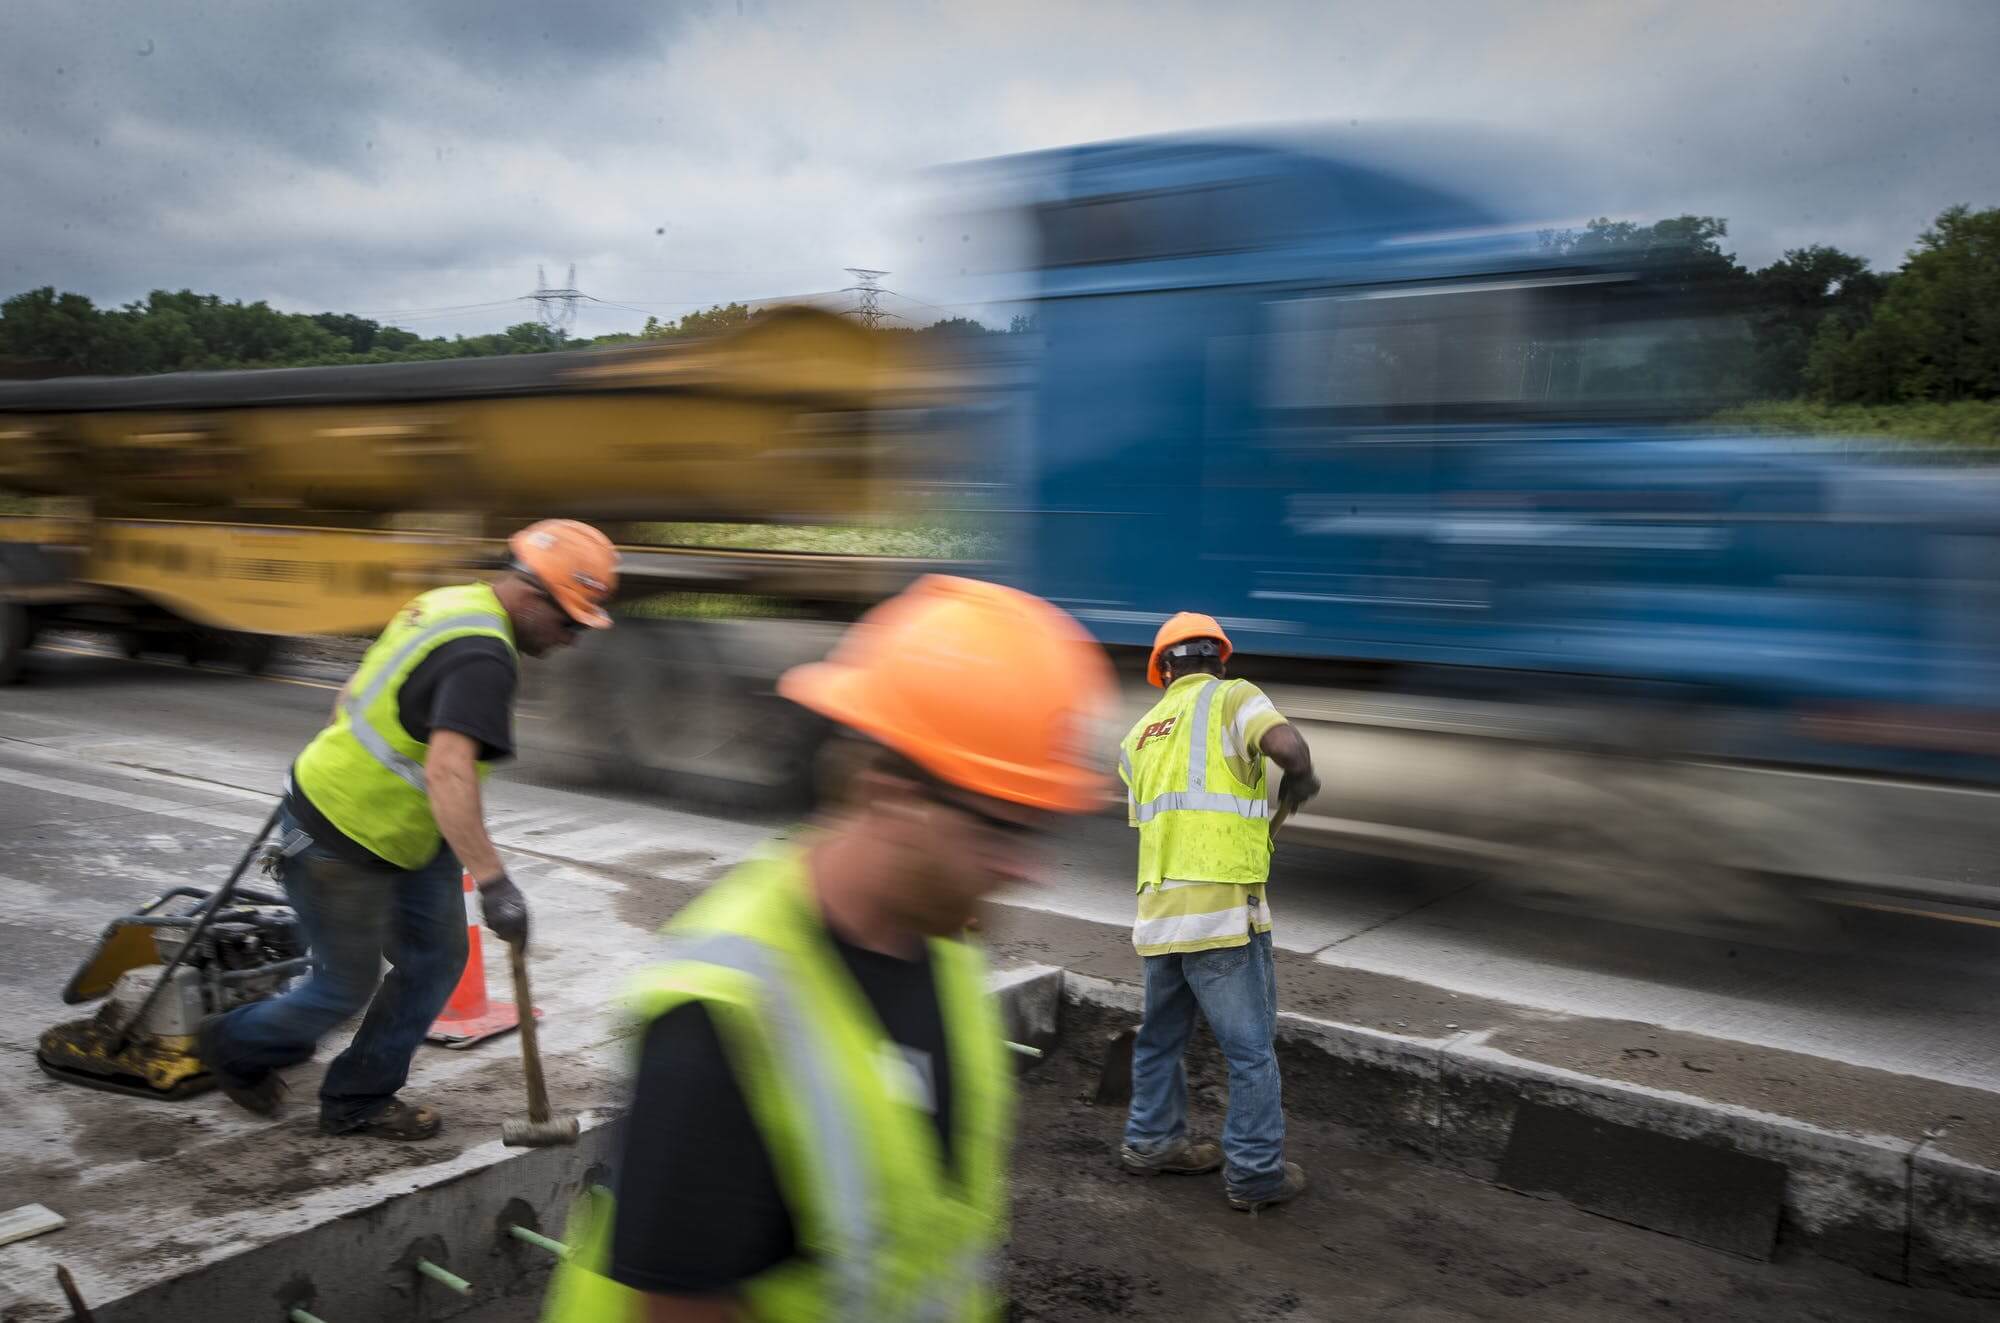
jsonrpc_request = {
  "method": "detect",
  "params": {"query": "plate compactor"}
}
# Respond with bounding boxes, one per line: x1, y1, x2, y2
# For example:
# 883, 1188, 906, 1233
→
37, 804, 306, 1099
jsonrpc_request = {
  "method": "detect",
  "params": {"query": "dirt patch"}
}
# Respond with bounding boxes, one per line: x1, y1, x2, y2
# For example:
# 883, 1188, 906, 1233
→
1004, 1001, 1993, 1322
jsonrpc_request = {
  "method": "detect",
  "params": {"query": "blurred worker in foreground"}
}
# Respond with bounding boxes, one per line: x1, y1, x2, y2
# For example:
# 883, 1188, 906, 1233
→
1117, 613, 1320, 1210
541, 575, 1116, 1323
199, 519, 619, 1139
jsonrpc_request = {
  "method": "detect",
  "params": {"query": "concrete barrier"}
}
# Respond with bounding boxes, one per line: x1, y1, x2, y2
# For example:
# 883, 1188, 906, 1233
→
1064, 968, 1998, 1294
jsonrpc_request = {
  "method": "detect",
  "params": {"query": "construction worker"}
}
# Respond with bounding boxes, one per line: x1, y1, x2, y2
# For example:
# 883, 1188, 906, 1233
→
541, 575, 1116, 1323
1116, 612, 1320, 1210
197, 519, 619, 1139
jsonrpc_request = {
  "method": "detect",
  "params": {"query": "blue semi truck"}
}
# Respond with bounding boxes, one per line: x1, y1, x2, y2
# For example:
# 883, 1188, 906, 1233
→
930, 129, 2000, 914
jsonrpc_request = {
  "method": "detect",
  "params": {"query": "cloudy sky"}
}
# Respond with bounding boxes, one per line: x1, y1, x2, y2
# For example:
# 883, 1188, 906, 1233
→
3, 0, 1995, 339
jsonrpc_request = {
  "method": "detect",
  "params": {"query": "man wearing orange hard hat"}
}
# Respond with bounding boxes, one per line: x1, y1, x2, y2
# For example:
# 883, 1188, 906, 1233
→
198, 518, 618, 1140
1115, 611, 1320, 1211
540, 575, 1116, 1323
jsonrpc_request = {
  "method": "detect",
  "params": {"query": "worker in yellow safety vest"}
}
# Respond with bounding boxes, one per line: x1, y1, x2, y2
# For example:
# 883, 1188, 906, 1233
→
540, 575, 1117, 1323
1116, 612, 1320, 1210
198, 519, 619, 1139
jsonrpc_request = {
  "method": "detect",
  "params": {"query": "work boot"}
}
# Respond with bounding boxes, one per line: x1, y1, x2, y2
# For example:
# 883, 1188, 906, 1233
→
1226, 1162, 1308, 1211
1119, 1137, 1224, 1176
195, 1015, 286, 1117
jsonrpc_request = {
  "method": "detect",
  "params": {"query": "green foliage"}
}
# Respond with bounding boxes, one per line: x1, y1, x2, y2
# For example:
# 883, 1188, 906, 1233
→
1805, 206, 2000, 404
1711, 399, 2000, 448
0, 286, 587, 376
1542, 215, 1751, 298
641, 302, 762, 339
1746, 246, 1887, 397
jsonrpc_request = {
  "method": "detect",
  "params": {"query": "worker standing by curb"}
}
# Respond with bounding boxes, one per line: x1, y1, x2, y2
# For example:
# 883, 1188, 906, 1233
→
1117, 612, 1321, 1210
540, 575, 1116, 1322
198, 519, 619, 1140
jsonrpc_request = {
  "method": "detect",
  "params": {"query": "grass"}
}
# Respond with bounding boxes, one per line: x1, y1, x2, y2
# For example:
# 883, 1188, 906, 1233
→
620, 518, 1001, 620
630, 519, 1001, 561
1711, 399, 2000, 449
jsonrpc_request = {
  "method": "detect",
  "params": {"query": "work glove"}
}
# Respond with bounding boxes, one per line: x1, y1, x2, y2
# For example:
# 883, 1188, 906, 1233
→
1278, 770, 1322, 814
478, 871, 531, 950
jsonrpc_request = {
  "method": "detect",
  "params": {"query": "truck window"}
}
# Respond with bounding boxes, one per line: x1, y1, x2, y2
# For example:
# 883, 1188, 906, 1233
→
1261, 274, 1746, 419
1033, 184, 1266, 267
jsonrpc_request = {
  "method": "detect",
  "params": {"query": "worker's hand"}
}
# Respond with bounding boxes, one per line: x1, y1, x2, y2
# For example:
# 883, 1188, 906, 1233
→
1278, 770, 1322, 813
478, 871, 530, 949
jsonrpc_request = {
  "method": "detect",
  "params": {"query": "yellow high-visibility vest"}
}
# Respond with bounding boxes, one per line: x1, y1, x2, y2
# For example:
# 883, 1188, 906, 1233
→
293, 582, 512, 869
541, 848, 1013, 1322
1119, 675, 1281, 955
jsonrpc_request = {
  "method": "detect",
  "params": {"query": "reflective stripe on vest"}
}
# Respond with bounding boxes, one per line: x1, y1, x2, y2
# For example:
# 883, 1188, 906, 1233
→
655, 929, 881, 1318
292, 584, 513, 870
540, 850, 1009, 1323
342, 609, 508, 791
1122, 675, 1273, 889
1131, 877, 1274, 954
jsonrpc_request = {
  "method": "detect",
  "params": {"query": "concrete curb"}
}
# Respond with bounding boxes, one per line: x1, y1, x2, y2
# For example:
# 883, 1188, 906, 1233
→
33, 964, 1070, 1323
1061, 970, 2000, 1296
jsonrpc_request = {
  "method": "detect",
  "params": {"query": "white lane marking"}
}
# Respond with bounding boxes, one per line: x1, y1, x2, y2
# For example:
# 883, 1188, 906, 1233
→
0, 873, 112, 940
0, 766, 267, 835
0, 737, 277, 802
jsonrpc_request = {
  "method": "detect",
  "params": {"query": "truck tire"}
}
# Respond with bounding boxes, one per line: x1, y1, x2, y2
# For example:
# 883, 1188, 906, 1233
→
0, 600, 29, 685
605, 618, 828, 813
528, 616, 833, 812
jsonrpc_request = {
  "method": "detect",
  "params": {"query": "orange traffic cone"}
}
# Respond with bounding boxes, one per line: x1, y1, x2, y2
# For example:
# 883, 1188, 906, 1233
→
427, 872, 536, 1048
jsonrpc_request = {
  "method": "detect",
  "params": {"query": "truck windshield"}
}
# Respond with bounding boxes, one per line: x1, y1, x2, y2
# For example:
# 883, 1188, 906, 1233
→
1262, 275, 1749, 420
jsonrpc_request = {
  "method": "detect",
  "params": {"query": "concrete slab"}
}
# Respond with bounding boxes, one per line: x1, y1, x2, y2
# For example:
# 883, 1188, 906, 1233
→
0, 958, 1061, 1322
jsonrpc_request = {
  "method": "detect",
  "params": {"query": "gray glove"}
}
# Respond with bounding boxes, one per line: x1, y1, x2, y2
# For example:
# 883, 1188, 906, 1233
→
1279, 770, 1322, 812
477, 871, 530, 949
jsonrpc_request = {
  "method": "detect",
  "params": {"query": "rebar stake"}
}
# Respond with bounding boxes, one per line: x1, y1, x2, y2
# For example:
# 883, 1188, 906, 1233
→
507, 1224, 572, 1259
288, 1310, 329, 1323
414, 1258, 473, 1296
1005, 1040, 1044, 1058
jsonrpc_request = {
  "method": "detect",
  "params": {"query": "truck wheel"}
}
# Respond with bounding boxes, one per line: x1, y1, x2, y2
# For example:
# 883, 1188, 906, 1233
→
0, 601, 29, 685
232, 632, 276, 676
608, 619, 827, 812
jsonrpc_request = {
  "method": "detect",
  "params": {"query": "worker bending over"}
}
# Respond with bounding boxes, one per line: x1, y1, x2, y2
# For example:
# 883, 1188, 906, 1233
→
542, 575, 1117, 1322
199, 519, 619, 1139
1117, 612, 1320, 1210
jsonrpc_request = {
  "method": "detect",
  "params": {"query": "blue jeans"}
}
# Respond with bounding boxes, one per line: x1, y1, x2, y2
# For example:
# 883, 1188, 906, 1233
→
1123, 929, 1285, 1197
203, 808, 469, 1130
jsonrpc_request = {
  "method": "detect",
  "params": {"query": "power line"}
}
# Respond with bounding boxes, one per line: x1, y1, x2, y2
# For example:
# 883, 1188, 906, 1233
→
878, 287, 985, 320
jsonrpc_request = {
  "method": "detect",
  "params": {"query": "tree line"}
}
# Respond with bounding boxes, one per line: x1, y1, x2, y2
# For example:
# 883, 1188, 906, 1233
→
0, 288, 1026, 380
1539, 204, 1998, 404
1, 201, 1990, 404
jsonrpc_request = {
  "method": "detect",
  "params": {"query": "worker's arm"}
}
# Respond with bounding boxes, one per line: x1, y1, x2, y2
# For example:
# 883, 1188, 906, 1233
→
1259, 722, 1321, 808
426, 729, 504, 880
427, 728, 528, 945
644, 1296, 737, 1323
330, 676, 353, 723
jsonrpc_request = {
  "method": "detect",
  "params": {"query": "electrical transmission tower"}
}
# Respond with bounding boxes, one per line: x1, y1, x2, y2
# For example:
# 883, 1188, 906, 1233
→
841, 268, 895, 328
531, 264, 581, 336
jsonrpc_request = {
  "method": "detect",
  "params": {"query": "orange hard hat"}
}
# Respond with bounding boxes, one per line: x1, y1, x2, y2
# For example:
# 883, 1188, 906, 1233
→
778, 575, 1117, 813
508, 519, 620, 629
1147, 611, 1232, 687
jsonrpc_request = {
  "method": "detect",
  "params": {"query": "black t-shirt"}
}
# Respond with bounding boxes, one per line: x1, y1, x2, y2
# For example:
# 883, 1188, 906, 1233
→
607, 936, 953, 1298
287, 636, 518, 869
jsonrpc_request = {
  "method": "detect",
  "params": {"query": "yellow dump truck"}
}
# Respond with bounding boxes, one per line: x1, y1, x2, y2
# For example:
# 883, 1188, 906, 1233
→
0, 307, 976, 804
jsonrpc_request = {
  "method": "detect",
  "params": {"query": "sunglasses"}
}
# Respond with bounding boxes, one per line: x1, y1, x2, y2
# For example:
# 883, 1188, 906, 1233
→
924, 786, 1040, 838
529, 584, 586, 633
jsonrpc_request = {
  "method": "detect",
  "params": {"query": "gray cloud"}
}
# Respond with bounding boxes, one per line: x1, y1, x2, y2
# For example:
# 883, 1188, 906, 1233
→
1, 0, 1994, 339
